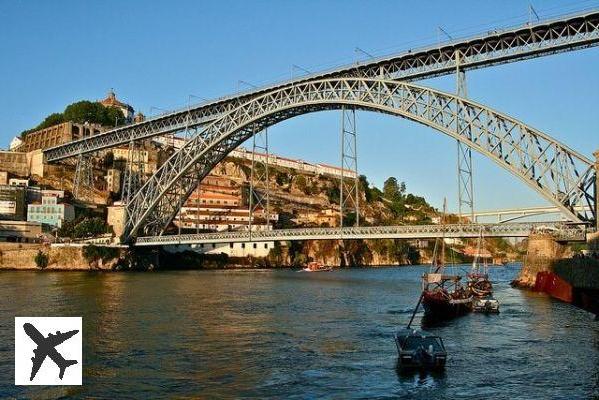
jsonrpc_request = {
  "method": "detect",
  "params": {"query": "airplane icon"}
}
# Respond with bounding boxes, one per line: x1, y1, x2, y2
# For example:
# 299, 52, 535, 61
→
23, 322, 79, 381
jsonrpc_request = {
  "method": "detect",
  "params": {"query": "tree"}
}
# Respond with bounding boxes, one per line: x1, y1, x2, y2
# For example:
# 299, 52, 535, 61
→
34, 251, 48, 269
22, 99, 127, 136
63, 101, 125, 126
383, 177, 400, 200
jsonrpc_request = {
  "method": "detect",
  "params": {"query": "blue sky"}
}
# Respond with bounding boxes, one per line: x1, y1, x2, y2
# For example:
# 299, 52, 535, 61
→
1, 0, 598, 212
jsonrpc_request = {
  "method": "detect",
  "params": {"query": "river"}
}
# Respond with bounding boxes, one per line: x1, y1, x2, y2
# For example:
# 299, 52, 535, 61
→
0, 264, 597, 399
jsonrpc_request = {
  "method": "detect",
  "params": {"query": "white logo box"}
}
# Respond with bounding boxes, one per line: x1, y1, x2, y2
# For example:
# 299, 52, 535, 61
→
14, 317, 82, 386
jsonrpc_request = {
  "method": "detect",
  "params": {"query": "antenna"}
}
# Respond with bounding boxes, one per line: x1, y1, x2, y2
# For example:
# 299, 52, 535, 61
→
529, 4, 540, 24
354, 47, 374, 60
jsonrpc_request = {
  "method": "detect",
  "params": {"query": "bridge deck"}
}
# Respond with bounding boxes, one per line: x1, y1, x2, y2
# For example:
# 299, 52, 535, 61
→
133, 223, 586, 246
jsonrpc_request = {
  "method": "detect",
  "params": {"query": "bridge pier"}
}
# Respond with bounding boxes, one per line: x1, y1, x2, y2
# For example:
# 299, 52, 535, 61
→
513, 233, 569, 288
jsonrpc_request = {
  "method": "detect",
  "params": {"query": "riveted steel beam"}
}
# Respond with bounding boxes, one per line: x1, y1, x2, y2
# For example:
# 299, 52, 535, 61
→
44, 11, 599, 162
121, 78, 595, 242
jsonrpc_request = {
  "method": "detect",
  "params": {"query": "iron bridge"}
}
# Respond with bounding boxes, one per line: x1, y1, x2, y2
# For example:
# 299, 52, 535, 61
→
133, 222, 587, 246
44, 10, 599, 161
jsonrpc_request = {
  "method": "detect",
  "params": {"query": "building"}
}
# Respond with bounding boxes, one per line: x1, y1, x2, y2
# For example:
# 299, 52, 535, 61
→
9, 178, 29, 187
0, 185, 27, 221
0, 220, 42, 242
107, 203, 126, 238
184, 241, 275, 257
174, 175, 278, 232
99, 90, 135, 122
0, 172, 7, 186
0, 151, 29, 177
151, 136, 358, 179
27, 195, 75, 229
15, 121, 103, 152
105, 168, 121, 193
9, 136, 23, 151
111, 146, 158, 174
293, 208, 338, 227
26, 188, 65, 204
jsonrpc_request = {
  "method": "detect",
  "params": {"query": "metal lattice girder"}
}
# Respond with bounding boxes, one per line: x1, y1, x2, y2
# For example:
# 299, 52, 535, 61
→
121, 139, 146, 204
248, 128, 270, 232
133, 222, 587, 246
43, 11, 599, 162
122, 78, 596, 242
340, 106, 360, 226
73, 153, 93, 199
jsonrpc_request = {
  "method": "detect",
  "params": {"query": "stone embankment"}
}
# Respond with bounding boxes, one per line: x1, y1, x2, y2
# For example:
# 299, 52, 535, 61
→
0, 243, 122, 271
512, 232, 599, 318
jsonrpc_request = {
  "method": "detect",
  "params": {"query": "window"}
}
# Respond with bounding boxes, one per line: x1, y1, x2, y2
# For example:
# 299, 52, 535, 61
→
253, 243, 257, 249
229, 243, 233, 249
241, 243, 245, 249
212, 243, 216, 249
264, 244, 268, 249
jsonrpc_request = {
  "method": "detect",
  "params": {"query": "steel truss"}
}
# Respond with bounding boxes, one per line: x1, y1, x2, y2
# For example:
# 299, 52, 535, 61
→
340, 106, 359, 227
455, 50, 474, 221
133, 222, 586, 246
120, 78, 596, 242
121, 139, 146, 204
44, 11, 599, 162
248, 128, 270, 235
73, 153, 93, 199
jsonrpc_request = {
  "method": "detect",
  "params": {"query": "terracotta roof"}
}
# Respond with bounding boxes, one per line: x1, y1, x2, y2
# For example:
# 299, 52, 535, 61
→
99, 90, 132, 110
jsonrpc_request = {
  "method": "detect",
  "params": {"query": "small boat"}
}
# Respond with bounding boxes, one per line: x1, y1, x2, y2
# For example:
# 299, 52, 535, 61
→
467, 227, 494, 298
302, 261, 332, 272
421, 276, 473, 318
466, 228, 499, 313
394, 328, 447, 370
421, 199, 472, 320
472, 297, 500, 314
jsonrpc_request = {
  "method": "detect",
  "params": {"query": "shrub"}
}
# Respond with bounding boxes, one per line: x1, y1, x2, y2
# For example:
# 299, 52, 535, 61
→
82, 245, 119, 263
34, 251, 48, 269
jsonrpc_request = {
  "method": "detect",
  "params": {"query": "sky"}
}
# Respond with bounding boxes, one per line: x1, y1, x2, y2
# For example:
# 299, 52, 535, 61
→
1, 0, 598, 213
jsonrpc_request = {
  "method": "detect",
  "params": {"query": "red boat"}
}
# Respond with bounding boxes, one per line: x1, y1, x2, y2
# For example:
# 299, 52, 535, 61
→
421, 199, 472, 320
422, 274, 472, 319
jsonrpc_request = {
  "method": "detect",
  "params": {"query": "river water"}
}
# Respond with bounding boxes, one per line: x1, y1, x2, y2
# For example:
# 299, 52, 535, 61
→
0, 264, 597, 399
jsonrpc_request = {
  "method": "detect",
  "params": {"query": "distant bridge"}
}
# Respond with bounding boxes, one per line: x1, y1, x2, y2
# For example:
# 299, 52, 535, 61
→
133, 222, 587, 246
472, 205, 594, 223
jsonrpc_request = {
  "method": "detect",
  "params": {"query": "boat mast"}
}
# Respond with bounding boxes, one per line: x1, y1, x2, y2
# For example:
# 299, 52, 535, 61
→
440, 198, 446, 270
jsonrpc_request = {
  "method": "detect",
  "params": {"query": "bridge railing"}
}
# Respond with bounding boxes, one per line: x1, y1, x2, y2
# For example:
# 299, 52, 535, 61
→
133, 222, 587, 246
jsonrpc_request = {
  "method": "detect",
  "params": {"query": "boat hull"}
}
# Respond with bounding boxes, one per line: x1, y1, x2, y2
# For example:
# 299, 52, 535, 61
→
422, 291, 472, 319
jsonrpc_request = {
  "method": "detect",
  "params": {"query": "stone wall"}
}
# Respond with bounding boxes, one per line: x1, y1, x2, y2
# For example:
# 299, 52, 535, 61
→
513, 233, 570, 287
0, 243, 120, 271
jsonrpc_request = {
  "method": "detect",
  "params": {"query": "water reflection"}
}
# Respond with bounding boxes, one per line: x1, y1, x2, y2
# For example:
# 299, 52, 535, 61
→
0, 265, 597, 399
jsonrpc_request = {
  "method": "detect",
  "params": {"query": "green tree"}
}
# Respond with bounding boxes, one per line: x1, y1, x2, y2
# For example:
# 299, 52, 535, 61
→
63, 101, 124, 126
383, 177, 400, 200
34, 251, 49, 269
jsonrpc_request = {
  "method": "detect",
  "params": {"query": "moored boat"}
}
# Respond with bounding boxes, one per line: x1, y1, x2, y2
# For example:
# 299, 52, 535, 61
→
472, 297, 500, 314
421, 199, 472, 320
302, 261, 332, 272
394, 328, 447, 370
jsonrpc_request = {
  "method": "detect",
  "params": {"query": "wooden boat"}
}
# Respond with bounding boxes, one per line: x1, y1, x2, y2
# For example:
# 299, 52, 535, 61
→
394, 328, 447, 370
467, 228, 499, 313
422, 274, 473, 318
421, 199, 472, 320
302, 261, 332, 272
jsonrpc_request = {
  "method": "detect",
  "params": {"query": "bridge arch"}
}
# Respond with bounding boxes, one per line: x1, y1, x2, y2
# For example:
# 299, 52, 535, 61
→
123, 78, 595, 241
